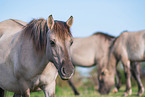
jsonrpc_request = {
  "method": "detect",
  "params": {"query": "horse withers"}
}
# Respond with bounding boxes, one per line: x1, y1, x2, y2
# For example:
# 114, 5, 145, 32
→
0, 15, 74, 97
98, 31, 144, 96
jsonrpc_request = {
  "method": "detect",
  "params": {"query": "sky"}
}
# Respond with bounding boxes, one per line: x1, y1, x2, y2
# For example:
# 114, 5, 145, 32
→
1, 0, 145, 75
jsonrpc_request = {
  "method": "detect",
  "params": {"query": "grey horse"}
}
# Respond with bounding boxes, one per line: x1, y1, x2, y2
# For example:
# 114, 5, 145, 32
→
99, 31, 144, 96
0, 15, 74, 97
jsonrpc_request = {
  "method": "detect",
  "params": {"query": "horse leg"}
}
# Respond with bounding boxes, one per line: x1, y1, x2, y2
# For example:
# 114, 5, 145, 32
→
67, 79, 80, 95
13, 93, 22, 97
22, 89, 30, 97
116, 68, 122, 89
0, 88, 4, 97
16, 78, 30, 97
42, 81, 55, 97
113, 68, 122, 93
122, 59, 132, 96
130, 62, 144, 96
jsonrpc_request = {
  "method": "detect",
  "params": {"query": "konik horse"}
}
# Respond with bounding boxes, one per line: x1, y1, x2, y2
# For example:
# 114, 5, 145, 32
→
99, 31, 144, 96
0, 15, 74, 97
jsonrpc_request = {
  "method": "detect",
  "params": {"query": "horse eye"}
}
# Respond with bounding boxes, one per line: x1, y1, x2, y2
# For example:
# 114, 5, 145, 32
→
70, 40, 73, 46
101, 72, 105, 76
50, 40, 55, 47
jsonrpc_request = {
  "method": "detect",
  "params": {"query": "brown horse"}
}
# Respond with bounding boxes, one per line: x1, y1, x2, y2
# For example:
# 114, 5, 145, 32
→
99, 31, 144, 96
0, 15, 74, 97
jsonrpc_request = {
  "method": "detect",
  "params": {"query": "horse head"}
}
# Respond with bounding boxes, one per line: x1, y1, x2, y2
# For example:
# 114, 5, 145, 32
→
98, 68, 115, 94
46, 15, 74, 80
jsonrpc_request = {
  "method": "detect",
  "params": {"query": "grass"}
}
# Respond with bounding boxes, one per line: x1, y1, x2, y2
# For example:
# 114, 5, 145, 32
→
5, 85, 145, 97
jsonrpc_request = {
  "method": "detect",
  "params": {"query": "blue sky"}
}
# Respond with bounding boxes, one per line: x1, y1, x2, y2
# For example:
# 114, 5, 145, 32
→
1, 0, 145, 75
1, 0, 145, 37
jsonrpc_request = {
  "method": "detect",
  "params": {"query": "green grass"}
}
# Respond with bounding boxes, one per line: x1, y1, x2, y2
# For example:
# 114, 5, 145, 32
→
5, 86, 145, 97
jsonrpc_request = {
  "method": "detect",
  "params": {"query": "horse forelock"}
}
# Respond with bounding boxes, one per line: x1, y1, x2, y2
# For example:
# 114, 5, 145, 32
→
53, 21, 72, 41
23, 18, 48, 53
51, 21, 72, 60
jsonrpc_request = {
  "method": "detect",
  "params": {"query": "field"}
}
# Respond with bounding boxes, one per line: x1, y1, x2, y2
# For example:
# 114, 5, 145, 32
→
5, 67, 145, 97
5, 85, 145, 97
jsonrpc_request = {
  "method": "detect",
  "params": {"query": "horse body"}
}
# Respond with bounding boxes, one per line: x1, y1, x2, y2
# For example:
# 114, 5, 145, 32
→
71, 37, 96, 67
71, 33, 113, 68
113, 31, 145, 61
0, 15, 74, 97
126, 32, 145, 60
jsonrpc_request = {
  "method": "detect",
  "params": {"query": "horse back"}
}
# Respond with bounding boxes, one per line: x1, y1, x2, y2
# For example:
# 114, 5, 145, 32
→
71, 34, 113, 66
0, 19, 26, 38
116, 30, 145, 61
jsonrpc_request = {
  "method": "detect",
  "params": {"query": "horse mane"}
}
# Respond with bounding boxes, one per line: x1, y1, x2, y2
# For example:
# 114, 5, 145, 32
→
23, 18, 72, 53
53, 21, 72, 40
10, 19, 26, 27
93, 32, 115, 41
23, 18, 48, 53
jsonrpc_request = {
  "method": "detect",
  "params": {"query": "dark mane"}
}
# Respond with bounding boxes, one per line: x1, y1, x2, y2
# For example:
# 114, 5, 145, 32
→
10, 19, 26, 27
53, 21, 72, 40
93, 32, 115, 41
23, 18, 48, 53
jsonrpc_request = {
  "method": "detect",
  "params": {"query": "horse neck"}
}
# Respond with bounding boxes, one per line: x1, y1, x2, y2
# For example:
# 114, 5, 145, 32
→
19, 34, 49, 75
107, 52, 118, 75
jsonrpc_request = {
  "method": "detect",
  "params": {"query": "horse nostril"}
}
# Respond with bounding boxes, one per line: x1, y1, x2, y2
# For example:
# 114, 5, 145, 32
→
61, 67, 66, 76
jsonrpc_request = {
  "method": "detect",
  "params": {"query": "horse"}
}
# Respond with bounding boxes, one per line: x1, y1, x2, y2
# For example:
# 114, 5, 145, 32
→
0, 15, 74, 97
98, 30, 144, 96
68, 32, 123, 95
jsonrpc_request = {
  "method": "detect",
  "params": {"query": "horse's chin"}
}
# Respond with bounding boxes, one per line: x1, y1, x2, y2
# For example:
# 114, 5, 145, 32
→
99, 88, 111, 95
58, 65, 74, 80
60, 76, 70, 80
98, 84, 112, 95
59, 72, 73, 80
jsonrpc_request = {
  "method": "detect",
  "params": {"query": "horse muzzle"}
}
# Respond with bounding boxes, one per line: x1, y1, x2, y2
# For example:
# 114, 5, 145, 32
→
98, 82, 112, 95
58, 62, 74, 80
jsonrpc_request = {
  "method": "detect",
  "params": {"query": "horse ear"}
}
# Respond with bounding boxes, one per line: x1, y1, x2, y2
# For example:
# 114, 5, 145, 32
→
66, 16, 73, 28
47, 15, 54, 30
